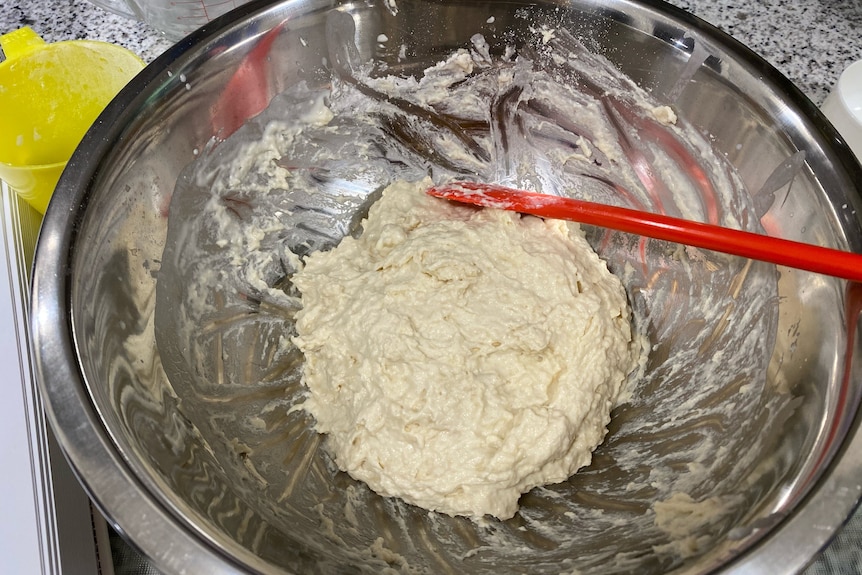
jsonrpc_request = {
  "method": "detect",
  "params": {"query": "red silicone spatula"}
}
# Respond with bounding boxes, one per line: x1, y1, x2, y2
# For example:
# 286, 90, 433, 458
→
428, 182, 862, 283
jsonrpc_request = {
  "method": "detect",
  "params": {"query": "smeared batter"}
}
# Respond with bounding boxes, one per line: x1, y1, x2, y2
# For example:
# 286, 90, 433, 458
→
292, 178, 639, 520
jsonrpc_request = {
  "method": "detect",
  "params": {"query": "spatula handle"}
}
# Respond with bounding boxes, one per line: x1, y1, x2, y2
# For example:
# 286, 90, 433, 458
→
428, 183, 862, 283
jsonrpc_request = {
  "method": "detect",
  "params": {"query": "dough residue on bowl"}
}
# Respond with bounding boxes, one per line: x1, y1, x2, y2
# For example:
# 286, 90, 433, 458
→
291, 177, 640, 520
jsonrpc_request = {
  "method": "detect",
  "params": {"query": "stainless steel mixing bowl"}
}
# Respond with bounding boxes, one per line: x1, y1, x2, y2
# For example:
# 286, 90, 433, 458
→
31, 0, 862, 573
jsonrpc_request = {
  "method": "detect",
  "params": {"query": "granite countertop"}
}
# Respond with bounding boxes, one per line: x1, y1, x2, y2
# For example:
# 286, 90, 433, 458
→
2, 1, 862, 574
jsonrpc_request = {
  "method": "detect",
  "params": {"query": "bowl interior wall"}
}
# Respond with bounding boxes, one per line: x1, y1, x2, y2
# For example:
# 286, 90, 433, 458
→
67, 1, 862, 573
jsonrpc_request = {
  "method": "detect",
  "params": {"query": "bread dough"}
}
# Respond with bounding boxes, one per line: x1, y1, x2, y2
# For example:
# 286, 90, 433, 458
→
292, 178, 639, 520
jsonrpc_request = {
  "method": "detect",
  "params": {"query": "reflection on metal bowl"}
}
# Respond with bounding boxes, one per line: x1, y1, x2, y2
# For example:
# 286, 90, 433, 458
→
31, 0, 862, 574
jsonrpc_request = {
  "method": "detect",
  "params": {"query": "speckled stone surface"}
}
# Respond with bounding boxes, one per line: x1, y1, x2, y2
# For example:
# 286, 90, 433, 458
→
1, 0, 173, 63
674, 0, 862, 105
2, 1, 862, 574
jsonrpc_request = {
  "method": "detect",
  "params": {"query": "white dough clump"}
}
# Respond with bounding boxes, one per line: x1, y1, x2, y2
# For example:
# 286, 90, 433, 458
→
292, 178, 639, 520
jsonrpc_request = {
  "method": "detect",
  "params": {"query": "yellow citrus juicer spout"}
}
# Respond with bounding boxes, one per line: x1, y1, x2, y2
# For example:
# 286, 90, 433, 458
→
0, 27, 144, 213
